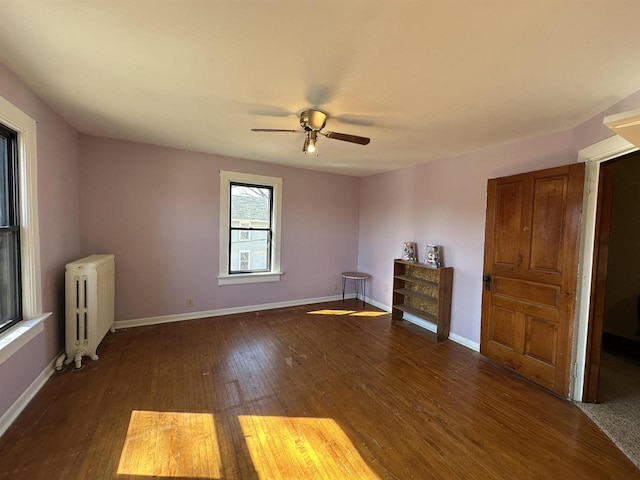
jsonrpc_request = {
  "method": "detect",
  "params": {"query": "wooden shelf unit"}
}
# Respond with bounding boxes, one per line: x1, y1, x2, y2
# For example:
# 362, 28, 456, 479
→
392, 259, 453, 342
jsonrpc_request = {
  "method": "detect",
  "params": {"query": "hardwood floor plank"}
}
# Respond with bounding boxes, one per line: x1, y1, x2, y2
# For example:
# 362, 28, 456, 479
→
0, 300, 637, 479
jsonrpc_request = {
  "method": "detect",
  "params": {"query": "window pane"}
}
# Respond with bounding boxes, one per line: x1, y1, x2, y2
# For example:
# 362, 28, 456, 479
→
229, 183, 272, 273
230, 184, 271, 227
0, 230, 20, 328
0, 135, 8, 226
230, 231, 270, 272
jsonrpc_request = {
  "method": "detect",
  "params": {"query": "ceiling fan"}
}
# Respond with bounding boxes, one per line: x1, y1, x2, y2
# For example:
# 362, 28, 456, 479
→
251, 109, 370, 155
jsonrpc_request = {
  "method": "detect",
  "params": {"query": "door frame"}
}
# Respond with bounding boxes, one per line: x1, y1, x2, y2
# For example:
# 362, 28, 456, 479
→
572, 135, 638, 401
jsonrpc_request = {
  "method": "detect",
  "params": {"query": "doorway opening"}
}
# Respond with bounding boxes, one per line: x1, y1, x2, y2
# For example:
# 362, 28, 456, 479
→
576, 142, 640, 467
583, 151, 640, 401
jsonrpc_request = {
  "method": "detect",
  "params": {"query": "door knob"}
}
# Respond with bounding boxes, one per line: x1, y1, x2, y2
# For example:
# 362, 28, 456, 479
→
483, 274, 492, 291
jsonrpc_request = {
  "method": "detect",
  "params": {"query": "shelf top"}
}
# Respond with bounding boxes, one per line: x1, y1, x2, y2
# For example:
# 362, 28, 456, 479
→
394, 259, 450, 270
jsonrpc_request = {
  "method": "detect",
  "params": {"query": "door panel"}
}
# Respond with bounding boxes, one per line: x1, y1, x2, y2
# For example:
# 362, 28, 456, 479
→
525, 316, 557, 365
530, 176, 568, 273
481, 164, 585, 397
489, 306, 516, 348
493, 276, 560, 308
494, 182, 523, 267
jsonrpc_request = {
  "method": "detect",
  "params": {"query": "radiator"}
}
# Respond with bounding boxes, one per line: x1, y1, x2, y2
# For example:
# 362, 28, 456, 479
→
64, 254, 115, 369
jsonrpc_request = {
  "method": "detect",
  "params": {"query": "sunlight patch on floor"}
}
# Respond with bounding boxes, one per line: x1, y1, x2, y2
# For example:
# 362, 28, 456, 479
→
239, 415, 380, 479
308, 309, 357, 315
307, 309, 386, 317
117, 410, 221, 479
348, 311, 387, 317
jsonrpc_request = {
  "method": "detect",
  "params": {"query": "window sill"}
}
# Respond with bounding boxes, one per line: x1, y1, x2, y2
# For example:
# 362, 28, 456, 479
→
218, 271, 283, 286
0, 312, 51, 367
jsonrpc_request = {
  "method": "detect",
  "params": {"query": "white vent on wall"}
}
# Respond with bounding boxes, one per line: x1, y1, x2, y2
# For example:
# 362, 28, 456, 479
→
604, 109, 640, 147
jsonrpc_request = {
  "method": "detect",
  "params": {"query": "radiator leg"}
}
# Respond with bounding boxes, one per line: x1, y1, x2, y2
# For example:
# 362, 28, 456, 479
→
55, 353, 67, 371
74, 352, 83, 370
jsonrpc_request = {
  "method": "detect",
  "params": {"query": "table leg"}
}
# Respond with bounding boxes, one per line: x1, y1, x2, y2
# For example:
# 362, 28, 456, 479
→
363, 278, 366, 308
342, 276, 346, 303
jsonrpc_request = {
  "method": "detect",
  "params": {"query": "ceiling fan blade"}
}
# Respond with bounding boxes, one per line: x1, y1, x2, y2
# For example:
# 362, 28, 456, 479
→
322, 131, 371, 145
251, 129, 302, 133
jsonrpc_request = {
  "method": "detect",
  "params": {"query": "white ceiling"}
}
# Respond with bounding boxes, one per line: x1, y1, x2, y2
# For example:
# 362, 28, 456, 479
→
1, 1, 640, 177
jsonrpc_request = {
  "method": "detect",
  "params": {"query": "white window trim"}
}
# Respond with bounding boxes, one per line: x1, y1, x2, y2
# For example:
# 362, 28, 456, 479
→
0, 94, 45, 362
218, 170, 283, 286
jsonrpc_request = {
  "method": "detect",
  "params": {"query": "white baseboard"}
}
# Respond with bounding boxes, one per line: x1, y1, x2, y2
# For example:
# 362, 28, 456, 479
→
402, 311, 438, 333
0, 353, 59, 438
449, 332, 480, 352
366, 297, 392, 313
115, 295, 480, 351
117, 294, 481, 352
115, 293, 357, 329
376, 303, 480, 352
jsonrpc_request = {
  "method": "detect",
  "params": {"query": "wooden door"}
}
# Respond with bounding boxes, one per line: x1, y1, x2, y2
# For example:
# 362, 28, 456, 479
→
480, 164, 585, 397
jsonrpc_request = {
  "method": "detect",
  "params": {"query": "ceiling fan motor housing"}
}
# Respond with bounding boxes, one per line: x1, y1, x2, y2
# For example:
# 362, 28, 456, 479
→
300, 109, 327, 131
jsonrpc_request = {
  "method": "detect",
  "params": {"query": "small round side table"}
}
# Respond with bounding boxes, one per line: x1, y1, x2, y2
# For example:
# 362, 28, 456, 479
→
341, 271, 371, 307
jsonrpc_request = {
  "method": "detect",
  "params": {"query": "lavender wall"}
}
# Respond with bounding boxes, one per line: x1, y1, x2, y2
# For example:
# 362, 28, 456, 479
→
0, 63, 81, 417
359, 90, 640, 345
358, 131, 576, 342
79, 136, 360, 321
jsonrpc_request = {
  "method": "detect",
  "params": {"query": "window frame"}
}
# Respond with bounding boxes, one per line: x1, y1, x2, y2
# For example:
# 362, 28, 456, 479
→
228, 182, 272, 274
0, 123, 22, 333
0, 94, 47, 367
0, 95, 41, 320
218, 171, 283, 286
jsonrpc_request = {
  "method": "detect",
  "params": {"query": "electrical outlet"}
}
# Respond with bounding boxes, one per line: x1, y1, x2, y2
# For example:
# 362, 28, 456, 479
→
332, 283, 337, 291
186, 298, 193, 308
383, 284, 389, 292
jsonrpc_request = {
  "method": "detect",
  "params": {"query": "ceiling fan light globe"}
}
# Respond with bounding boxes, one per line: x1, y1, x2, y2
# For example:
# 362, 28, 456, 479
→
303, 131, 318, 155
302, 134, 313, 155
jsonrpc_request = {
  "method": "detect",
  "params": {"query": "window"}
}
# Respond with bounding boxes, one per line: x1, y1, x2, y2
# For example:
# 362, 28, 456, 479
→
0, 124, 20, 333
229, 183, 272, 273
0, 95, 44, 362
219, 171, 282, 285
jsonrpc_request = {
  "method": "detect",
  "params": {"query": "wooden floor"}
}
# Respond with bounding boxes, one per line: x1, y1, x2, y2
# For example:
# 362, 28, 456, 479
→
0, 300, 638, 479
